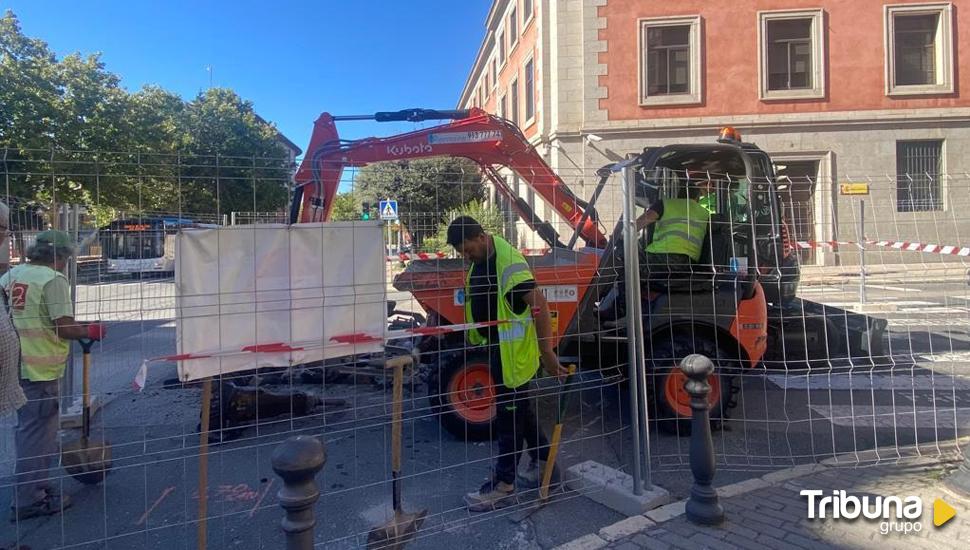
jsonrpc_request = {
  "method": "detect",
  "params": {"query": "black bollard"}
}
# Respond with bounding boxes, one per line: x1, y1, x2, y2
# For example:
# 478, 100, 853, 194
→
272, 435, 327, 550
680, 354, 725, 525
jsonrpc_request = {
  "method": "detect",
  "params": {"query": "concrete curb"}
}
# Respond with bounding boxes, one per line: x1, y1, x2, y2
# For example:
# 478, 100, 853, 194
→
552, 462, 828, 550
551, 441, 969, 550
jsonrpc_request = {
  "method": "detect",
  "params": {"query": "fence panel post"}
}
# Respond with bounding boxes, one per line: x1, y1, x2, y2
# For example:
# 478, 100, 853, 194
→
272, 435, 326, 550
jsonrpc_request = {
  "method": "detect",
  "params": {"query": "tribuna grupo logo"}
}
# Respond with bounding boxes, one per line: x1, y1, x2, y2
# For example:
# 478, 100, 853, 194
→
801, 490, 956, 535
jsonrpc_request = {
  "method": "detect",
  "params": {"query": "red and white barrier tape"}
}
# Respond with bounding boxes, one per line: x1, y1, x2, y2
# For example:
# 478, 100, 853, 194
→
795, 240, 856, 249
796, 239, 970, 256
387, 248, 550, 262
871, 240, 970, 256
133, 312, 537, 390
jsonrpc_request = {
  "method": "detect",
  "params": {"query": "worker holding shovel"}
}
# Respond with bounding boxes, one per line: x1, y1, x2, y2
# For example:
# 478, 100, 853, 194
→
446, 217, 567, 512
1, 230, 106, 521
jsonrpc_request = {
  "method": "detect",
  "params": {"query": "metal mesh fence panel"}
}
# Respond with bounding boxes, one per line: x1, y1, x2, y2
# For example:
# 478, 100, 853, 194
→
0, 145, 967, 549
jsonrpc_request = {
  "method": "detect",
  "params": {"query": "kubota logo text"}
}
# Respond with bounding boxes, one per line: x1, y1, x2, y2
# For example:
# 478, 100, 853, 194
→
386, 143, 432, 156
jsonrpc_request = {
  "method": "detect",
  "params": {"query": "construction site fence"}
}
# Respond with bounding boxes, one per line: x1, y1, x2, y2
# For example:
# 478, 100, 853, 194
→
0, 151, 967, 548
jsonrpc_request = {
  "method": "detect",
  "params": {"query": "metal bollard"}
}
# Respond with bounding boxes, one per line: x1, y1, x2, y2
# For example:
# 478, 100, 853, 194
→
272, 435, 327, 550
680, 354, 725, 525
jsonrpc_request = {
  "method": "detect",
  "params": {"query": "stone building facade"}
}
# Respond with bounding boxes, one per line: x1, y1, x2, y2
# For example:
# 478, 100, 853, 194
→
459, 0, 970, 265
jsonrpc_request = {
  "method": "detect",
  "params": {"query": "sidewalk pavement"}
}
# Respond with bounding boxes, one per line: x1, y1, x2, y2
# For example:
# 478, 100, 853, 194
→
556, 454, 969, 550
799, 262, 967, 285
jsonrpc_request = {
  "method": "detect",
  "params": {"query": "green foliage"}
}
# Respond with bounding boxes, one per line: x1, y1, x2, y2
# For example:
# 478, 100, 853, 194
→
422, 201, 507, 252
354, 157, 484, 243
329, 191, 360, 221
0, 11, 290, 218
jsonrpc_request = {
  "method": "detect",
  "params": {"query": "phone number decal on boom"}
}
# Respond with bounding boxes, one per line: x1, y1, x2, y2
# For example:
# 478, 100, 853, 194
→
428, 130, 503, 145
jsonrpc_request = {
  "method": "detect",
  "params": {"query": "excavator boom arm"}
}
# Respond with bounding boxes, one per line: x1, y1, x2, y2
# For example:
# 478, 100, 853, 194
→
291, 108, 607, 248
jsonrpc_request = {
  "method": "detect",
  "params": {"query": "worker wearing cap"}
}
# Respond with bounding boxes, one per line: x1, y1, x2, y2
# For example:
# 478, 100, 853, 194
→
635, 175, 713, 284
1, 230, 106, 521
446, 216, 567, 512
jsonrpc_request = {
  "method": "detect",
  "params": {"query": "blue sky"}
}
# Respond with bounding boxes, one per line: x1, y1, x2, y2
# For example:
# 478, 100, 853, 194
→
2, 0, 490, 151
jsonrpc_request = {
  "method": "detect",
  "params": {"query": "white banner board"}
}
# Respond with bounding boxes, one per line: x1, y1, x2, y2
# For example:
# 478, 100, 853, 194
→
175, 222, 386, 381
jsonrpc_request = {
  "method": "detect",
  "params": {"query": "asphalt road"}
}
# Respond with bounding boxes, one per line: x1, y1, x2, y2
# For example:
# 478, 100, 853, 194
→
2, 274, 970, 549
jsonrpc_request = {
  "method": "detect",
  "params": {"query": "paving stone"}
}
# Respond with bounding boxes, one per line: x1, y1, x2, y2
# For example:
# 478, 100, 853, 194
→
656, 529, 695, 549
598, 515, 655, 542
690, 532, 739, 549
719, 520, 760, 540
553, 533, 608, 550
556, 459, 970, 550
783, 532, 830, 549
732, 517, 790, 540
630, 533, 671, 550
755, 533, 791, 548
722, 533, 774, 550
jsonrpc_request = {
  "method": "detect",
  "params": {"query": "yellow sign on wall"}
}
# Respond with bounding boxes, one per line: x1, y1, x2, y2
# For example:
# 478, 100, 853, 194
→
839, 183, 870, 195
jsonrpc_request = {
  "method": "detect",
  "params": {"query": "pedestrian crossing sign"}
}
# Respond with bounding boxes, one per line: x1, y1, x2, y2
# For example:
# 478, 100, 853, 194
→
379, 199, 398, 220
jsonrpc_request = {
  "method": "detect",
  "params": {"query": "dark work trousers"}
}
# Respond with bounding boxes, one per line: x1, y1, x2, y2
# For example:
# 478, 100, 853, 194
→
489, 344, 550, 485
640, 252, 693, 289
14, 378, 61, 507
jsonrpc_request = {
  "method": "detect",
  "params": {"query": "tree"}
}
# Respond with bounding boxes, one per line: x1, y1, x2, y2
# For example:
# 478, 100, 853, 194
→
330, 191, 360, 221
0, 10, 291, 220
354, 157, 484, 244
422, 201, 507, 252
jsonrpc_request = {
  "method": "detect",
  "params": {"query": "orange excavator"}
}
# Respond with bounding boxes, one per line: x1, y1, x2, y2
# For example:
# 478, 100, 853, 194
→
290, 108, 885, 437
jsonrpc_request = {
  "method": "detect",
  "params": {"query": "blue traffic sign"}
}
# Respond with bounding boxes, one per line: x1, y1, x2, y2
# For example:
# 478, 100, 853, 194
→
378, 199, 399, 220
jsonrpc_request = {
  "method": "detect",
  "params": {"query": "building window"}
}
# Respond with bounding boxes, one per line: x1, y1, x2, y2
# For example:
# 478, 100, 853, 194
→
497, 28, 506, 65
885, 3, 954, 95
499, 93, 507, 118
510, 78, 519, 124
759, 9, 824, 100
509, 6, 519, 50
896, 140, 943, 212
639, 16, 702, 106
523, 0, 534, 27
524, 57, 535, 122
490, 59, 497, 92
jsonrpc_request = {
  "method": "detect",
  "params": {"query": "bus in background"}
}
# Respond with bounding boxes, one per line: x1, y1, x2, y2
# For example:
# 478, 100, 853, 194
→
101, 218, 216, 275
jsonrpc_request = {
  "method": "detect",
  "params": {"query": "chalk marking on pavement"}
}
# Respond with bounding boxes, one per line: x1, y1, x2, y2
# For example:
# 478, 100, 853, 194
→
249, 478, 275, 518
136, 485, 176, 526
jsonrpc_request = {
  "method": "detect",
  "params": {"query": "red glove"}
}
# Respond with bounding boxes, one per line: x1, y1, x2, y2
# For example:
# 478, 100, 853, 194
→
86, 323, 107, 341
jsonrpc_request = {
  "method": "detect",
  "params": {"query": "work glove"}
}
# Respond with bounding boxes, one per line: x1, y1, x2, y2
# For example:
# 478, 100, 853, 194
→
86, 323, 107, 341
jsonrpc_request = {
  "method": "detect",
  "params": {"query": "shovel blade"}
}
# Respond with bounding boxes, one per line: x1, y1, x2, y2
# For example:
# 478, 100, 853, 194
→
366, 509, 428, 550
62, 437, 113, 485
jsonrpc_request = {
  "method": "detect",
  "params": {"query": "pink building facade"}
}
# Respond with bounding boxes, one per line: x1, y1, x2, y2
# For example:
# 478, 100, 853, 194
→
460, 0, 970, 265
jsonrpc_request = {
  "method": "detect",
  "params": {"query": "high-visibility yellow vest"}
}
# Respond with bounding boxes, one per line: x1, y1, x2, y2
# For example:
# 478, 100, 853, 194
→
464, 236, 540, 389
646, 198, 711, 262
2, 264, 70, 381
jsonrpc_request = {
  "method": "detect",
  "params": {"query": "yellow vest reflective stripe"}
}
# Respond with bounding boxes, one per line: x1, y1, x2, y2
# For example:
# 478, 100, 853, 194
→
698, 194, 717, 214
646, 198, 711, 262
464, 236, 540, 389
3, 264, 70, 381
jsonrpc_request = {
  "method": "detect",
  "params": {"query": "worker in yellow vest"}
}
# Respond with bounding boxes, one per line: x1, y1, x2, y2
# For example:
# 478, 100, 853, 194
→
1, 230, 106, 521
636, 175, 713, 287
446, 216, 567, 512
